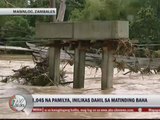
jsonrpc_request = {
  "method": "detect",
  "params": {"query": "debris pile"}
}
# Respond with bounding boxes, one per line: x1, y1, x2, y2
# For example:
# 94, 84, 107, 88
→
2, 40, 160, 86
2, 58, 68, 86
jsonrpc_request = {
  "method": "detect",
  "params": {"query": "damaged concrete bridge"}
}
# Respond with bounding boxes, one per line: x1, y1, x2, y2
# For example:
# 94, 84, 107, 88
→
36, 21, 129, 90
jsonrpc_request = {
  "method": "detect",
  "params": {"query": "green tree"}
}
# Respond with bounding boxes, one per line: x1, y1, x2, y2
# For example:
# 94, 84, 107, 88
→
2, 16, 34, 46
26, 0, 50, 27
130, 6, 160, 44
4, 0, 28, 7
65, 0, 86, 21
69, 0, 146, 21
148, 0, 160, 19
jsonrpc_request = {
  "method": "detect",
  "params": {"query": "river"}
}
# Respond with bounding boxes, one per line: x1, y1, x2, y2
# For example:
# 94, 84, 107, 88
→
0, 55, 160, 119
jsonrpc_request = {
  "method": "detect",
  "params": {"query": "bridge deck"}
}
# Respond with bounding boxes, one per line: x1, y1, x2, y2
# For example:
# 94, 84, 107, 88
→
36, 21, 129, 40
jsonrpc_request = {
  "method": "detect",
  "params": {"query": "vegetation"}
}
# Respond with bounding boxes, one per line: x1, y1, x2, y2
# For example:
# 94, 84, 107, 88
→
0, 0, 159, 47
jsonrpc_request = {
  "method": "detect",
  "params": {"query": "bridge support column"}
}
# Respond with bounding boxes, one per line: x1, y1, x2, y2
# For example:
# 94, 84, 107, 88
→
73, 41, 86, 88
49, 41, 61, 85
101, 45, 113, 90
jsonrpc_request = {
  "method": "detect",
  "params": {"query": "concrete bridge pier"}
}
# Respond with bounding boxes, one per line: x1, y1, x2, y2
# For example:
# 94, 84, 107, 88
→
48, 41, 61, 85
101, 44, 114, 90
36, 21, 129, 90
73, 41, 86, 88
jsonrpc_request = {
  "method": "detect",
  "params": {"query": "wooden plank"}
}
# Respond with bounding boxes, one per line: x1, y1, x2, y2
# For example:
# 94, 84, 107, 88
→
0, 45, 32, 52
135, 44, 160, 47
115, 55, 160, 68
26, 43, 160, 69
73, 41, 86, 88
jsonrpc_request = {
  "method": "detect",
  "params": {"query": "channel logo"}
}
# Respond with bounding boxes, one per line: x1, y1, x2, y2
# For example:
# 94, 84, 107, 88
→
9, 94, 27, 112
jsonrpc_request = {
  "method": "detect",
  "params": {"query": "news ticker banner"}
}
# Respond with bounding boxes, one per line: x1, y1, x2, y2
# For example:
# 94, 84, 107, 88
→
0, 8, 56, 15
8, 94, 160, 114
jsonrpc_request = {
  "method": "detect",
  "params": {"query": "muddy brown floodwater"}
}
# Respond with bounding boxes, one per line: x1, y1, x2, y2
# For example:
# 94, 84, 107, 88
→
0, 55, 160, 119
